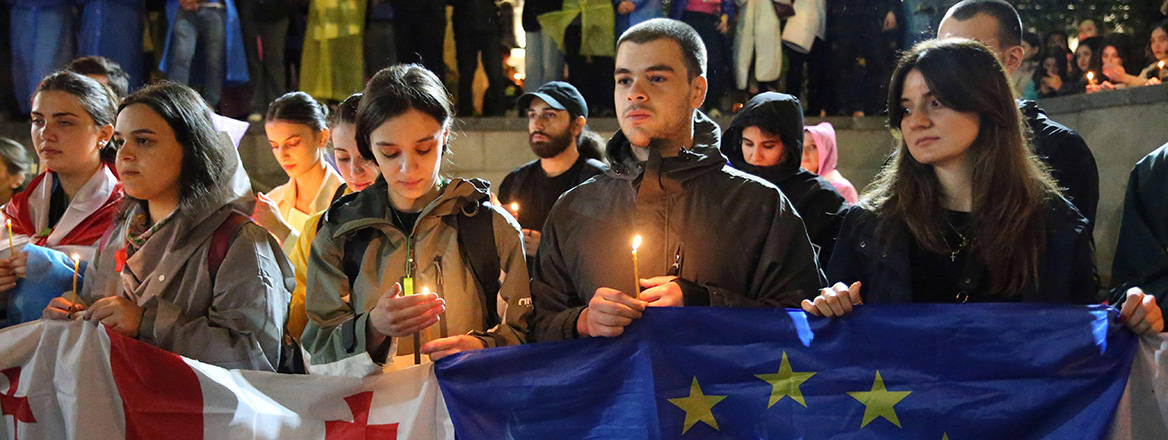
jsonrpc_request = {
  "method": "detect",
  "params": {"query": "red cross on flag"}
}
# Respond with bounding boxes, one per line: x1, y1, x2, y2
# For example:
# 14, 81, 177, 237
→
0, 320, 454, 439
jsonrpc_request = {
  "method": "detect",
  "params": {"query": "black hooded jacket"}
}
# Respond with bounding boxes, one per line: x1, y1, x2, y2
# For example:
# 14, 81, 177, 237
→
530, 111, 825, 342
721, 93, 848, 267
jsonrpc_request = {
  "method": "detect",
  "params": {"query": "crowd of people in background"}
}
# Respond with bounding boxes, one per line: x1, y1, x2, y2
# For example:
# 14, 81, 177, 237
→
4, 0, 1168, 122
0, 1, 1166, 383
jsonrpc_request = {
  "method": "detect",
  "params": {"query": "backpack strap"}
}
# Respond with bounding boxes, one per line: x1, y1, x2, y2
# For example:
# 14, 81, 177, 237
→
454, 200, 501, 330
208, 212, 252, 282
341, 229, 374, 289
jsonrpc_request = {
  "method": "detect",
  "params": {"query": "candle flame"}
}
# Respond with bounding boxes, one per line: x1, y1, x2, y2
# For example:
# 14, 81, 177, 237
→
1159, 60, 1166, 69
421, 286, 431, 295
509, 202, 519, 213
5, 219, 9, 227
71, 253, 81, 263
632, 235, 642, 251
1087, 71, 1095, 80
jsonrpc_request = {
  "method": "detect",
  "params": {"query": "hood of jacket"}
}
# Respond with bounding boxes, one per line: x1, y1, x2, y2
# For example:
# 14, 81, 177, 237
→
721, 92, 809, 186
171, 131, 254, 247
804, 121, 839, 177
603, 109, 726, 183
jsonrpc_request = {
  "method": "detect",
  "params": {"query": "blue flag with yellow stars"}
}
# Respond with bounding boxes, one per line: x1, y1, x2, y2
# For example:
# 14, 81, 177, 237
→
435, 304, 1136, 439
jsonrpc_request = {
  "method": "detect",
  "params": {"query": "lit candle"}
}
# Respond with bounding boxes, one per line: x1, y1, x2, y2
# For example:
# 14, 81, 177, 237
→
71, 253, 81, 303
1087, 71, 1097, 86
508, 202, 519, 218
1159, 60, 1167, 80
631, 235, 642, 296
5, 219, 13, 254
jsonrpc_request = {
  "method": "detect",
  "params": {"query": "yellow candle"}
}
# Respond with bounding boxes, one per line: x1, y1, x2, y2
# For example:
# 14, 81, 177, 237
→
631, 235, 642, 296
71, 253, 81, 303
5, 219, 13, 254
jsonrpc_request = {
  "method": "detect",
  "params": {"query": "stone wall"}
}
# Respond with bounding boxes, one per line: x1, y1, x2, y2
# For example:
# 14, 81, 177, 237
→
3, 84, 1166, 281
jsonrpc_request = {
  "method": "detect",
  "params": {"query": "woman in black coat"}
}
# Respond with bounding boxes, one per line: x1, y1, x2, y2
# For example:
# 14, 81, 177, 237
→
802, 38, 1161, 334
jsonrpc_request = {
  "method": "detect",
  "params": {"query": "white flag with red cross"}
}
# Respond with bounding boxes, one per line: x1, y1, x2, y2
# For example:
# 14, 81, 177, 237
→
0, 319, 453, 440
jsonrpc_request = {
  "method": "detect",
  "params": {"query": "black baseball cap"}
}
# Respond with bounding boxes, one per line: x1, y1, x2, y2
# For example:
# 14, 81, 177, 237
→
517, 81, 588, 118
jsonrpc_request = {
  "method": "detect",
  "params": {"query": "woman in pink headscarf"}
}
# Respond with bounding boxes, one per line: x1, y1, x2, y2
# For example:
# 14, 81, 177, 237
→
802, 122, 858, 204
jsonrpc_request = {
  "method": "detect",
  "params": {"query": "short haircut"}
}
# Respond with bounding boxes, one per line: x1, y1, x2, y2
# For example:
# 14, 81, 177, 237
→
355, 64, 453, 161
265, 91, 329, 131
616, 18, 706, 79
947, 0, 1022, 48
67, 56, 130, 98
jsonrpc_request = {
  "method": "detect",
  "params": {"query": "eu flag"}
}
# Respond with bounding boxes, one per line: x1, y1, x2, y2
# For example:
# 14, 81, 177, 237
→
436, 304, 1135, 439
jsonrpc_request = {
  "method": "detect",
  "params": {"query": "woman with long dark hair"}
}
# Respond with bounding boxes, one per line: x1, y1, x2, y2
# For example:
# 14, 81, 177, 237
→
302, 64, 531, 370
802, 38, 1161, 334
43, 82, 294, 370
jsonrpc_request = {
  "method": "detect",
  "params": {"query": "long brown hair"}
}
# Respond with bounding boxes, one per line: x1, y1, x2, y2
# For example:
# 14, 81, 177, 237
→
864, 38, 1059, 294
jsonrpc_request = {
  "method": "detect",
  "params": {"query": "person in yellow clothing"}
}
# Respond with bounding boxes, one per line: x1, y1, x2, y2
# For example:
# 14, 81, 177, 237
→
253, 91, 345, 256
299, 0, 366, 102
287, 93, 381, 340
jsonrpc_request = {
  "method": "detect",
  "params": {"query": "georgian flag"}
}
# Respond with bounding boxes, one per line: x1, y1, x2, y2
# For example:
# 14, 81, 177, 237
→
0, 320, 452, 439
3, 306, 1168, 439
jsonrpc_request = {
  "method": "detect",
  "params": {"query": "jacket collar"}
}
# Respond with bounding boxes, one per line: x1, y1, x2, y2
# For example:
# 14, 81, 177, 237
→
325, 176, 492, 239
603, 109, 727, 183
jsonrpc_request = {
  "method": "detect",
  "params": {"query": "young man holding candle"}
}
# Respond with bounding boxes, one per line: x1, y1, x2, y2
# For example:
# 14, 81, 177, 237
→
529, 19, 824, 341
498, 81, 607, 259
937, 0, 1099, 234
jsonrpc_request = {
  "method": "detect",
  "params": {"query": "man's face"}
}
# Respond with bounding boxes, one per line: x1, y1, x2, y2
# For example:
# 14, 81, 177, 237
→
938, 13, 1023, 74
613, 38, 706, 149
525, 97, 575, 159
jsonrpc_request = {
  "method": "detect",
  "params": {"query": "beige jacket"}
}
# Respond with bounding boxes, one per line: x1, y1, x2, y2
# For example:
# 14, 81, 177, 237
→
302, 178, 531, 367
267, 166, 344, 255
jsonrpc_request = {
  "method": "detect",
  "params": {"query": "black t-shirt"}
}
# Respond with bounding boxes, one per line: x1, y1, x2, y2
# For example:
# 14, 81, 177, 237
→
909, 210, 1002, 304
498, 155, 606, 231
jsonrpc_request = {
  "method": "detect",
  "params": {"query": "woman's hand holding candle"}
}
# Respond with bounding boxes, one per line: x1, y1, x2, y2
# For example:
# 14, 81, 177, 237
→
368, 282, 445, 338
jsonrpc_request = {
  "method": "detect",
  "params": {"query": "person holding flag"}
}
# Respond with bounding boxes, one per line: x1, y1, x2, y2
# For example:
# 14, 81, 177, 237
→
42, 81, 294, 371
529, 19, 823, 342
803, 38, 1163, 335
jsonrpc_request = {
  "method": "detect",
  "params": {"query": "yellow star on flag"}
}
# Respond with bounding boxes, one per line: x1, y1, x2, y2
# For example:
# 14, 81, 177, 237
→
755, 351, 816, 408
847, 371, 912, 428
667, 377, 727, 434
942, 434, 950, 440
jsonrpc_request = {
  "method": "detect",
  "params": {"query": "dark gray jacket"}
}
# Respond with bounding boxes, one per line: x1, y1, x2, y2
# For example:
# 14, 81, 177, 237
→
531, 111, 825, 342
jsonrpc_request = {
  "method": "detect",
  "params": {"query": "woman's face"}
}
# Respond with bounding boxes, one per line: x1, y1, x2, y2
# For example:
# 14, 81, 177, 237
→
30, 91, 110, 176
113, 104, 184, 206
1042, 56, 1060, 76
369, 108, 447, 211
740, 126, 784, 168
898, 69, 980, 170
1075, 45, 1093, 72
1151, 28, 1168, 61
801, 131, 819, 174
331, 122, 380, 192
1102, 46, 1122, 66
265, 120, 328, 181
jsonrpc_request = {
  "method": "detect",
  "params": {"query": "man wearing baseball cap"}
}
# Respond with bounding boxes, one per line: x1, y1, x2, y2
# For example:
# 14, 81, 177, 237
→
498, 81, 608, 259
